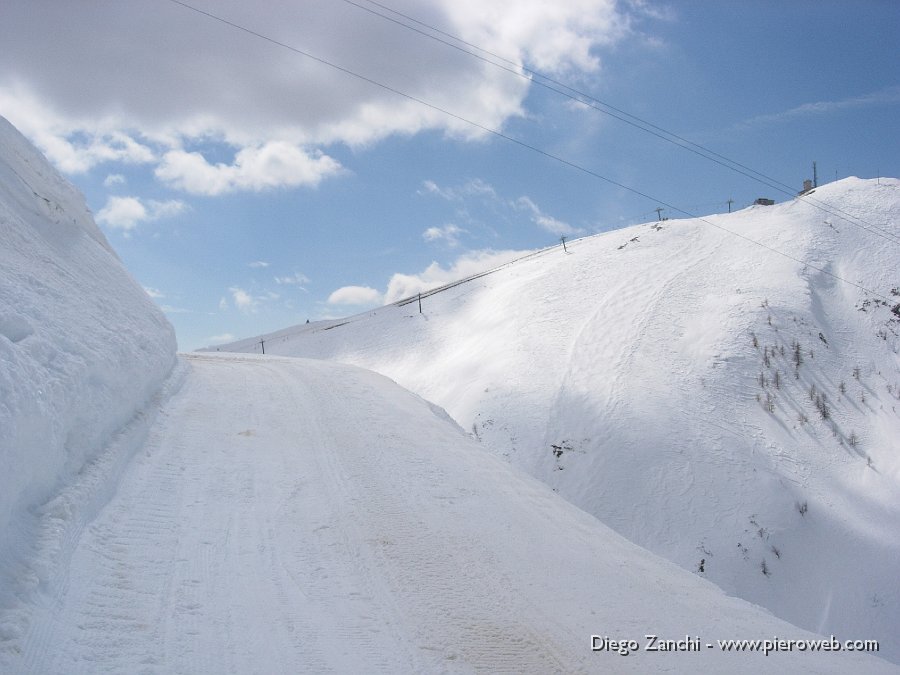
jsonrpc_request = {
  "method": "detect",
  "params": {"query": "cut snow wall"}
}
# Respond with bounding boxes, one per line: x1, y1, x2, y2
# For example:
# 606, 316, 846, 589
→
0, 116, 177, 573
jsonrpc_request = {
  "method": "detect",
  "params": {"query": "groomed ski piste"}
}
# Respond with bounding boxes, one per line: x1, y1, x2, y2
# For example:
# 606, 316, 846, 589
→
1, 114, 898, 672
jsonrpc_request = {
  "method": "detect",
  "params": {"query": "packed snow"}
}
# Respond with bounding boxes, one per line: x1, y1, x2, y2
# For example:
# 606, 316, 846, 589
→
0, 115, 176, 647
1, 115, 897, 672
223, 177, 900, 664
6, 353, 896, 673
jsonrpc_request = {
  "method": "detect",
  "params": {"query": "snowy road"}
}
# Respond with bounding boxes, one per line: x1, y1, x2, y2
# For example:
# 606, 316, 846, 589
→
16, 354, 897, 674
21, 354, 584, 673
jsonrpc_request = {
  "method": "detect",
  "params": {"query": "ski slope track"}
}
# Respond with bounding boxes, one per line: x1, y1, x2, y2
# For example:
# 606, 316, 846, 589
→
3, 353, 893, 673
224, 177, 900, 664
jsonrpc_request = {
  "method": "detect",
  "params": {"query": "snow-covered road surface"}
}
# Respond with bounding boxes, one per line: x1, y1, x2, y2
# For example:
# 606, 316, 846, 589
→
16, 354, 896, 673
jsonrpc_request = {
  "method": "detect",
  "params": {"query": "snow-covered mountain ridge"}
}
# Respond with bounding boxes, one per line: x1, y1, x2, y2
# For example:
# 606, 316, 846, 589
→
224, 177, 900, 662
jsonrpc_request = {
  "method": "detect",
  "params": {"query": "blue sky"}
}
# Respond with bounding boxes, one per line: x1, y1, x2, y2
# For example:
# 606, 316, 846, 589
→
2, 0, 898, 350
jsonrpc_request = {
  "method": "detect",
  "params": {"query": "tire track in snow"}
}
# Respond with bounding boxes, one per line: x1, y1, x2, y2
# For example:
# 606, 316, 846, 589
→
20, 357, 333, 674
24, 442, 185, 673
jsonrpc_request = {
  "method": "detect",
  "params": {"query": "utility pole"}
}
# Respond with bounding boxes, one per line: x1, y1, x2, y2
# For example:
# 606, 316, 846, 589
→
560, 235, 568, 253
417, 292, 422, 314
727, 198, 734, 213
813, 161, 818, 188
260, 339, 265, 355
654, 207, 664, 221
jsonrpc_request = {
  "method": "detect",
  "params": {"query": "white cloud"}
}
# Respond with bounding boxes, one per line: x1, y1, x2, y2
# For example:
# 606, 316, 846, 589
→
0, 85, 156, 174
0, 0, 631, 184
95, 195, 187, 231
149, 198, 188, 220
327, 285, 383, 307
160, 304, 190, 314
248, 260, 270, 268
383, 249, 525, 303
228, 287, 258, 313
420, 179, 581, 238
96, 196, 147, 231
155, 143, 342, 196
423, 224, 466, 246
221, 287, 279, 313
446, 0, 627, 75
420, 178, 498, 202
627, 0, 678, 23
516, 196, 581, 236
103, 173, 126, 187
735, 85, 900, 130
208, 333, 236, 345
420, 180, 448, 199
274, 272, 311, 286
142, 286, 190, 313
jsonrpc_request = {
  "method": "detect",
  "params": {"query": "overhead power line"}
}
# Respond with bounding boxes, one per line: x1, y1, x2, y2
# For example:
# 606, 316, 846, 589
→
163, 0, 895, 302
339, 0, 899, 246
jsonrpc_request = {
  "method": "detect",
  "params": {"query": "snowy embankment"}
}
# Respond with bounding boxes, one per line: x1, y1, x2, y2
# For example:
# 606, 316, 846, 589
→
225, 177, 900, 663
0, 116, 176, 643
13, 353, 897, 673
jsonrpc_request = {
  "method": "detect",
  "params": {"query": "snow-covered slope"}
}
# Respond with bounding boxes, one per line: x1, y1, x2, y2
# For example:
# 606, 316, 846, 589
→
0, 117, 895, 671
223, 177, 900, 662
0, 116, 176, 636
11, 353, 896, 673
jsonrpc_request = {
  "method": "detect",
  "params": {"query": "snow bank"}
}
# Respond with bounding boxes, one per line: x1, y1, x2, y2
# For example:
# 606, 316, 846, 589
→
224, 177, 900, 663
0, 116, 176, 606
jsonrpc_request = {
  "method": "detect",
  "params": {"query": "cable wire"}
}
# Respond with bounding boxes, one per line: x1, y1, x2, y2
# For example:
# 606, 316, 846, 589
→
163, 0, 896, 302
340, 0, 899, 246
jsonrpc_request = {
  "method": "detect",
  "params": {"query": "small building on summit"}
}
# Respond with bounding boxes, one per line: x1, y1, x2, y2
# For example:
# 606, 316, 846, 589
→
754, 197, 775, 206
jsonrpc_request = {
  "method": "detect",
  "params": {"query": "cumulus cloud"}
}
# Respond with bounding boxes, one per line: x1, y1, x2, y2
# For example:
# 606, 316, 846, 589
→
143, 286, 165, 299
155, 143, 342, 195
423, 224, 466, 246
95, 195, 187, 231
0, 0, 631, 188
95, 197, 146, 231
104, 173, 126, 187
327, 285, 383, 307
446, 0, 627, 75
228, 286, 258, 313
384, 249, 525, 303
0, 85, 156, 174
